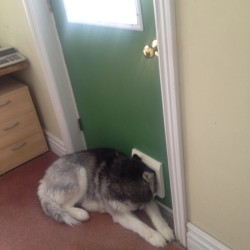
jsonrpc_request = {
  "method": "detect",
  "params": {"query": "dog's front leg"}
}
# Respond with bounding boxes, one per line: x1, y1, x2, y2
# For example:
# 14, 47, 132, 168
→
111, 211, 167, 248
144, 200, 175, 242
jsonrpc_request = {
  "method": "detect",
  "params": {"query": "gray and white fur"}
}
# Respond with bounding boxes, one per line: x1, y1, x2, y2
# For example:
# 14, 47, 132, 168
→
37, 148, 174, 247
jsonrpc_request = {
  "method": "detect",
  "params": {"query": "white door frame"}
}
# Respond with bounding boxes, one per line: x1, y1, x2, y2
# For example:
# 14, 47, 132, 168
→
153, 1, 187, 245
22, 0, 87, 154
23, 0, 187, 246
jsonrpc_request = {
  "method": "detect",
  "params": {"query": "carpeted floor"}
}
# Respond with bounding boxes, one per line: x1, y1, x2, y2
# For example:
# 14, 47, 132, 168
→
0, 151, 185, 250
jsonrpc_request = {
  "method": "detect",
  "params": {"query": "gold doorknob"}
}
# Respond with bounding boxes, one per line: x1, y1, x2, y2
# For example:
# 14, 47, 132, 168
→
143, 40, 158, 58
143, 45, 154, 58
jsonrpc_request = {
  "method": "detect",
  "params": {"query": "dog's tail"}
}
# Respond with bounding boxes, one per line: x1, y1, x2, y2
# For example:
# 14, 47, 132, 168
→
37, 181, 79, 226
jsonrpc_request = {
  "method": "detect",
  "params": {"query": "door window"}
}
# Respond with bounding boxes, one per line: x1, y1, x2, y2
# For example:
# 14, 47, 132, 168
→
63, 0, 143, 30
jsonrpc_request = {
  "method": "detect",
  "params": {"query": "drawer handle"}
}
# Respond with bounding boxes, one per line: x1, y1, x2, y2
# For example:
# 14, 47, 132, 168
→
0, 100, 11, 108
3, 122, 20, 131
11, 142, 27, 151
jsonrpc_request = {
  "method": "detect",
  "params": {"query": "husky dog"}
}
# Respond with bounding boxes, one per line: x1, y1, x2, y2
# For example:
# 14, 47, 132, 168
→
37, 148, 174, 247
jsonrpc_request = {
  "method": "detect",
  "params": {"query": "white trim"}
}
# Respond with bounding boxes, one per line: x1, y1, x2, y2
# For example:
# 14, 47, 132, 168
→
187, 223, 232, 250
153, 0, 187, 246
44, 130, 66, 156
22, 0, 86, 153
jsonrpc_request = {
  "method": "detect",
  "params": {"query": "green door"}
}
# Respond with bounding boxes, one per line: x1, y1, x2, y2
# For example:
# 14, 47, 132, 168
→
50, 0, 172, 208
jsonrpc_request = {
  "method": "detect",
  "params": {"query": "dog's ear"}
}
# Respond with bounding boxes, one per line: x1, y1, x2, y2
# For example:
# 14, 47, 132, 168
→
142, 171, 154, 183
143, 171, 157, 193
132, 154, 142, 162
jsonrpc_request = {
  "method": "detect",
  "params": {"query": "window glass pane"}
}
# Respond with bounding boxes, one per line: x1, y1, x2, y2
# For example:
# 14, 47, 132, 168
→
63, 0, 143, 30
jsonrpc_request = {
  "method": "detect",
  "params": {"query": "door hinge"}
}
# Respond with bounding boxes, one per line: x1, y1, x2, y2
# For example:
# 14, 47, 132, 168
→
78, 118, 84, 131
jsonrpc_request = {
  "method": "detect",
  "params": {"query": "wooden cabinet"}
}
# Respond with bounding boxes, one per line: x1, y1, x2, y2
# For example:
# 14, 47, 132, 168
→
0, 77, 48, 174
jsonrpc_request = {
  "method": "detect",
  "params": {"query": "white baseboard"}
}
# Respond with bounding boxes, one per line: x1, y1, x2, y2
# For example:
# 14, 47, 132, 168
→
187, 223, 232, 250
44, 130, 66, 156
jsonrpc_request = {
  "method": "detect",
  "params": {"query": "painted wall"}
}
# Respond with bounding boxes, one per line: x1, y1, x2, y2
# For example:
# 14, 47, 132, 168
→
175, 0, 250, 249
0, 0, 62, 140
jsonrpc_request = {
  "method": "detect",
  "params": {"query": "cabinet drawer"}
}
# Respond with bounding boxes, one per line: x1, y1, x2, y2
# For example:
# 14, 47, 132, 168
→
0, 88, 33, 121
0, 112, 41, 149
0, 132, 48, 175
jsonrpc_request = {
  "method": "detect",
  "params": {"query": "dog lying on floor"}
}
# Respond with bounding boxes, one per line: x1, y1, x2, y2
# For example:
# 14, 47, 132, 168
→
37, 148, 174, 247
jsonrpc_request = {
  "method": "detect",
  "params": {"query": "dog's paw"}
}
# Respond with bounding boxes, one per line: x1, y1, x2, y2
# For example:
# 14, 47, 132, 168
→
158, 226, 175, 242
74, 209, 90, 221
67, 207, 90, 222
147, 230, 166, 248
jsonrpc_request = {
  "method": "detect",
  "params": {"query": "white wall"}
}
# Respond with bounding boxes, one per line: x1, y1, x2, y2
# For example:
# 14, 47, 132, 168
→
175, 0, 250, 249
